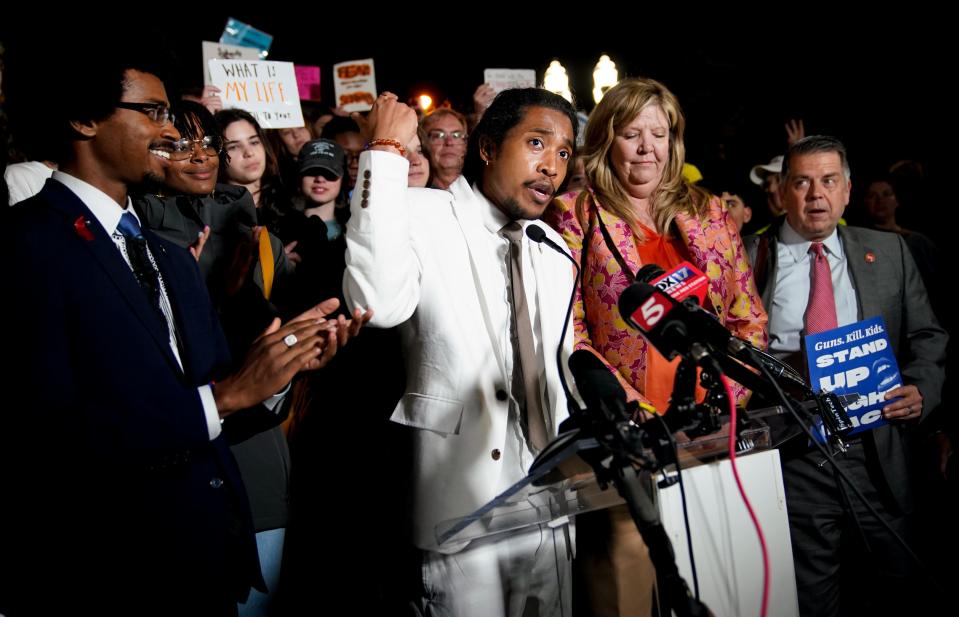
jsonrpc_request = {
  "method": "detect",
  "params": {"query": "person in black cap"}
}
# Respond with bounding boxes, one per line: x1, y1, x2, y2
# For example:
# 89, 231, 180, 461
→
262, 139, 351, 319
297, 138, 350, 241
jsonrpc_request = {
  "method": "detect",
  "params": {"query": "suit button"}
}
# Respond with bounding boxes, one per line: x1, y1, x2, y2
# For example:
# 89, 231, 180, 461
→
491, 449, 501, 461
364, 170, 371, 179
495, 389, 508, 401
361, 189, 370, 198
209, 477, 223, 489
363, 179, 371, 189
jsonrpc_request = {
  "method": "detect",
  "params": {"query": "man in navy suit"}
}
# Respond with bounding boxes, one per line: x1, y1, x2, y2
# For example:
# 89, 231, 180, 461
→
0, 47, 353, 616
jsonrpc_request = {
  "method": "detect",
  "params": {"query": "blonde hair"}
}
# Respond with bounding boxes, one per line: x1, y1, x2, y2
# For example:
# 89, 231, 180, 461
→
576, 77, 709, 238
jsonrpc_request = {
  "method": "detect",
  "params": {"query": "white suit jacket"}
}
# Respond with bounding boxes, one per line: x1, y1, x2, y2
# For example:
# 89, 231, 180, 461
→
344, 151, 575, 552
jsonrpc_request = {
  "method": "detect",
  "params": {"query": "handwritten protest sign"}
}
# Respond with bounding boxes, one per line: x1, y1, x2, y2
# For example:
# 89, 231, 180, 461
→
209, 59, 304, 129
333, 59, 376, 112
484, 68, 537, 94
202, 41, 259, 86
295, 65, 322, 101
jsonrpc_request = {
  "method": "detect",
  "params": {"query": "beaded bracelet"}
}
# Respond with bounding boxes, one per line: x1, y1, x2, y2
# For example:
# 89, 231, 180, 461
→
365, 138, 406, 156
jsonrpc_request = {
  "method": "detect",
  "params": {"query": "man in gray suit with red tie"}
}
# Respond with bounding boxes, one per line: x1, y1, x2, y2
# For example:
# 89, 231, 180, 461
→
744, 135, 947, 616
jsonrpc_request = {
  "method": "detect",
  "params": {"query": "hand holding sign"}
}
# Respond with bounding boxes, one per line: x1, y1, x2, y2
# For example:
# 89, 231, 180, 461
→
882, 384, 923, 421
805, 316, 899, 440
473, 83, 496, 114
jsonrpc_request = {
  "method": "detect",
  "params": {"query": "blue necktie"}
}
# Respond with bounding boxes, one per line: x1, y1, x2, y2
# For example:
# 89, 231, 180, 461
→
117, 212, 167, 335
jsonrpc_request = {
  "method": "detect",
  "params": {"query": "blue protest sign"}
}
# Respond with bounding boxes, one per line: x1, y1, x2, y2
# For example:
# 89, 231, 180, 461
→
220, 18, 273, 59
805, 316, 899, 439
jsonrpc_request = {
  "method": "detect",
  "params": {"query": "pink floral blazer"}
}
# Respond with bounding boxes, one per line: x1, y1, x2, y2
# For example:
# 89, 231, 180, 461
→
545, 189, 768, 406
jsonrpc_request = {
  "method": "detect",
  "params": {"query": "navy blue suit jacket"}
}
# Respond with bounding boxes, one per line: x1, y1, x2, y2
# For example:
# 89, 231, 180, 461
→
1, 180, 264, 614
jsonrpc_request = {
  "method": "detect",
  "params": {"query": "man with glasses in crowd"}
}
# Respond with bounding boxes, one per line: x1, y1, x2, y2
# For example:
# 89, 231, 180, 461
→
421, 107, 469, 189
0, 41, 355, 616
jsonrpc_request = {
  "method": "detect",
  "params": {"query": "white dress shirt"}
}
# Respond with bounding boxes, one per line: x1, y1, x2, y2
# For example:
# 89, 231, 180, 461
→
768, 220, 858, 358
474, 186, 549, 493
6, 160, 55, 205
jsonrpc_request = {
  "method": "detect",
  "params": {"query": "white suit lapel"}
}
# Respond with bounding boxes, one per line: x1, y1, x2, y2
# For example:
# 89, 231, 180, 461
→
448, 179, 509, 385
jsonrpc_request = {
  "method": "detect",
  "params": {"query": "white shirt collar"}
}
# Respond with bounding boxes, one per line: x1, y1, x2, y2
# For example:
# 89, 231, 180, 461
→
469, 180, 528, 238
52, 170, 137, 237
779, 218, 842, 261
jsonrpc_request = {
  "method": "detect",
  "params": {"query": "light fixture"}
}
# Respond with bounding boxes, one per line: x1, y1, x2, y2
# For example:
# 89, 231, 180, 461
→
543, 60, 572, 103
592, 54, 619, 104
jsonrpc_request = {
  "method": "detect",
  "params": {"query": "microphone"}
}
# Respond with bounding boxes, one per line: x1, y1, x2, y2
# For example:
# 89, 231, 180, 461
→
618, 272, 812, 395
636, 262, 809, 391
729, 339, 812, 394
525, 224, 572, 260
637, 261, 709, 306
618, 281, 731, 362
566, 349, 631, 424
525, 223, 581, 416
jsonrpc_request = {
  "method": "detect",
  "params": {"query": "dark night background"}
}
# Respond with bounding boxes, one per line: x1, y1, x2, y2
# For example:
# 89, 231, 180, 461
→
2, 11, 953, 237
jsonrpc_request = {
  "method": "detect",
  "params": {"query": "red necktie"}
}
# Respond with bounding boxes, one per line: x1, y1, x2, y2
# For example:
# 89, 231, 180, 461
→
804, 242, 839, 334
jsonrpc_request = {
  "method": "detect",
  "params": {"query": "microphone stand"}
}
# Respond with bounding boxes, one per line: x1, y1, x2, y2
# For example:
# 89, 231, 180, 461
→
567, 357, 711, 617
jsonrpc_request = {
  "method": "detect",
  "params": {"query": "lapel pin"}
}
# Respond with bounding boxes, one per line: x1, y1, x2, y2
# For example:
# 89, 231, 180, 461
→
865, 252, 876, 263
74, 216, 94, 242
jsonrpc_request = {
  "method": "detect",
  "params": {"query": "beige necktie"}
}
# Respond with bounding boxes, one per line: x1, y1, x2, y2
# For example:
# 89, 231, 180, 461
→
502, 222, 549, 451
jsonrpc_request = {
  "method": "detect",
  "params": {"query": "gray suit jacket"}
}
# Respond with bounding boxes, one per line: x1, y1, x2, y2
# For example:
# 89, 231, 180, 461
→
744, 220, 947, 511
133, 184, 292, 291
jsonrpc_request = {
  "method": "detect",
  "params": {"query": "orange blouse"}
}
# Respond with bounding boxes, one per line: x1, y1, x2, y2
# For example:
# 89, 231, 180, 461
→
545, 190, 768, 410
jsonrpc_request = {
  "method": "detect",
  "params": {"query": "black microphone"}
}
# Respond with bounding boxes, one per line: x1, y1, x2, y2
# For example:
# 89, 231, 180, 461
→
636, 263, 666, 284
728, 338, 812, 394
618, 281, 813, 396
566, 349, 631, 424
525, 224, 572, 261
618, 282, 732, 362
525, 224, 581, 416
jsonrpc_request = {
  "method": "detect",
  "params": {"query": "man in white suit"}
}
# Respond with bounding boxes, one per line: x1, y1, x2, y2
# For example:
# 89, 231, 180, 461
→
344, 89, 579, 617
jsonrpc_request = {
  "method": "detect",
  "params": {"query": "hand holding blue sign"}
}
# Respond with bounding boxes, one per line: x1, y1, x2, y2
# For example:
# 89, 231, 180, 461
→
805, 316, 903, 440
882, 384, 923, 421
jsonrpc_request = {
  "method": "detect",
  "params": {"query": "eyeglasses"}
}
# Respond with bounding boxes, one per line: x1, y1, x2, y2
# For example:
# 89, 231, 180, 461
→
426, 129, 467, 143
115, 102, 174, 126
169, 135, 222, 161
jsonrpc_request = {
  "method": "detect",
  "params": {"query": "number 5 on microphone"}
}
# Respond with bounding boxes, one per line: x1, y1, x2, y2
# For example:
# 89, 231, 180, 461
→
632, 294, 668, 331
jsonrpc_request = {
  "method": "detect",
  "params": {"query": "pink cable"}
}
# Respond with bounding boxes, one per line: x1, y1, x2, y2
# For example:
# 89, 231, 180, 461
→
722, 374, 770, 617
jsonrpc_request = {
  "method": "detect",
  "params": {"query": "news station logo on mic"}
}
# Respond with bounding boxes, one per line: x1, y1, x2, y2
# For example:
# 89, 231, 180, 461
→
645, 261, 708, 305
625, 286, 672, 333
804, 316, 898, 441
619, 262, 728, 362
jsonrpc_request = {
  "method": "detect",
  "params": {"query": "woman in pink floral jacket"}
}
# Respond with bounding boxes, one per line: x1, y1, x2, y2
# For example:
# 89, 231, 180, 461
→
545, 77, 768, 617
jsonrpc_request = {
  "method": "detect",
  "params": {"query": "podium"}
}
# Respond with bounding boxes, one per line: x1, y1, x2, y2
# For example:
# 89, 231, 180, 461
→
659, 448, 799, 617
436, 426, 799, 617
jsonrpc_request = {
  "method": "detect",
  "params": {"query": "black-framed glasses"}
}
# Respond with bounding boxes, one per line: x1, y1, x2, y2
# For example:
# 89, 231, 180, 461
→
115, 102, 174, 126
169, 135, 222, 161
427, 129, 467, 143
